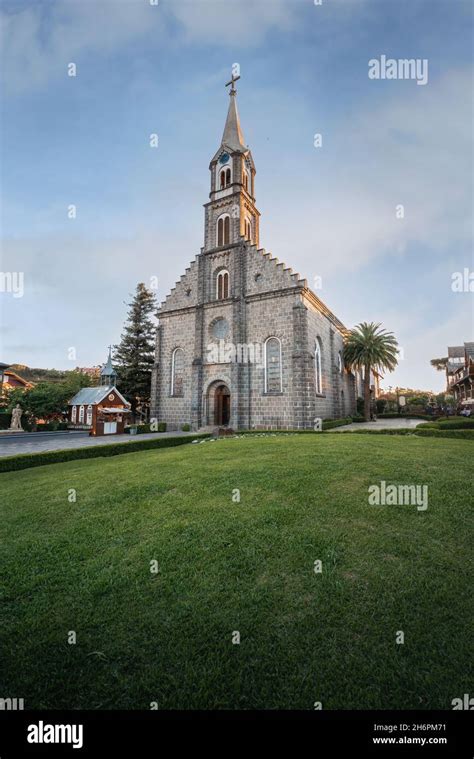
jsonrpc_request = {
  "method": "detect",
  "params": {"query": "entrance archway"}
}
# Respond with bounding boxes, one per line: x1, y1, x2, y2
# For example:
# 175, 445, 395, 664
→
214, 384, 230, 426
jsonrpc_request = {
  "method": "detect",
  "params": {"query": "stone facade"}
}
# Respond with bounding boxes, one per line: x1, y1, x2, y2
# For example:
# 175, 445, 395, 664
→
151, 86, 357, 431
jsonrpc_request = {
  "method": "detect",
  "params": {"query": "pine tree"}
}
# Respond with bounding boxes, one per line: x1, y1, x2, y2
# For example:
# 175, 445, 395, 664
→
113, 283, 157, 421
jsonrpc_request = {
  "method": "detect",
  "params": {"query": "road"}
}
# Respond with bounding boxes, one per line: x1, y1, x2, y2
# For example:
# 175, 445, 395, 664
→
0, 430, 195, 458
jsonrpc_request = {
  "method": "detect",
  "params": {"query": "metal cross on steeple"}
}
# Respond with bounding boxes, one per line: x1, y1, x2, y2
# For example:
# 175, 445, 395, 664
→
225, 71, 240, 95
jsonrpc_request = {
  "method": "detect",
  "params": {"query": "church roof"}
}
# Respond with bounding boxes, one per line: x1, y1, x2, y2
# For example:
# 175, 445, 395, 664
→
211, 90, 250, 164
221, 92, 247, 153
68, 385, 129, 407
100, 349, 116, 376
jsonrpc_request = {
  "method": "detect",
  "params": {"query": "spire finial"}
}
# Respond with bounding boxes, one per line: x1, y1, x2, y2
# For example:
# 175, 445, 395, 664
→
225, 70, 241, 96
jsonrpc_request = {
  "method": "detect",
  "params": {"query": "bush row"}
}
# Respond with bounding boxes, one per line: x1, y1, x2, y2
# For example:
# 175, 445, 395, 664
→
0, 434, 211, 473
322, 417, 353, 430
125, 422, 167, 434
414, 428, 474, 440
377, 412, 434, 421
338, 428, 474, 440
417, 418, 474, 430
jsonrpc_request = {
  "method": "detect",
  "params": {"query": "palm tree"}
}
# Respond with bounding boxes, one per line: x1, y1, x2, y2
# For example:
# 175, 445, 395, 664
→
344, 322, 399, 421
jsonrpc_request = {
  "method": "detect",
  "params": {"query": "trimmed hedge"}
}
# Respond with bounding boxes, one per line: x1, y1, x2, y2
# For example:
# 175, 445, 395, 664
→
125, 422, 168, 434
322, 418, 352, 430
0, 413, 12, 429
338, 428, 474, 440
378, 412, 434, 421
36, 422, 68, 432
414, 429, 474, 440
417, 418, 474, 430
0, 434, 210, 473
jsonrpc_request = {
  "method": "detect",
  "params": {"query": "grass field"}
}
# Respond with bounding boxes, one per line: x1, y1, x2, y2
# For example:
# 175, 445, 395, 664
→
1, 434, 472, 710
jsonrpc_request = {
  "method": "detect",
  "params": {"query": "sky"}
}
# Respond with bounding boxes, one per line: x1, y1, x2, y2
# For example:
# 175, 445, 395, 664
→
0, 0, 473, 392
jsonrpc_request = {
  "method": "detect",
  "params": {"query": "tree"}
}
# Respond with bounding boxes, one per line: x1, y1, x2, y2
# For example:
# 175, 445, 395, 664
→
6, 372, 91, 424
113, 283, 157, 421
344, 322, 399, 421
430, 357, 448, 372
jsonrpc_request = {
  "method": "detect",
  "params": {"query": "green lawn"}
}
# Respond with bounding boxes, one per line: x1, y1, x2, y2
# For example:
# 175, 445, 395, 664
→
1, 434, 472, 710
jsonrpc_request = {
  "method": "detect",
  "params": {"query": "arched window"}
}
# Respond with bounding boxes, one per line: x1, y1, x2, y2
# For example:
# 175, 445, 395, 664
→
171, 348, 184, 397
79, 405, 85, 423
243, 170, 249, 192
315, 340, 322, 395
264, 337, 282, 393
217, 214, 230, 246
338, 351, 343, 374
216, 269, 229, 300
245, 218, 251, 241
71, 405, 77, 422
219, 169, 231, 189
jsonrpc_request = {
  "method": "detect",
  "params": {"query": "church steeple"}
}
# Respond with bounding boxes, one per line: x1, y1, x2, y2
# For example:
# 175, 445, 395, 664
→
220, 74, 247, 153
100, 346, 117, 387
204, 73, 260, 252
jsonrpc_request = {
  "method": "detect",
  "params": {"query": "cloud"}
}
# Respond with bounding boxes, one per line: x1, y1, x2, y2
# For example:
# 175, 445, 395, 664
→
0, 0, 295, 94
267, 67, 472, 280
0, 0, 164, 93
170, 0, 295, 45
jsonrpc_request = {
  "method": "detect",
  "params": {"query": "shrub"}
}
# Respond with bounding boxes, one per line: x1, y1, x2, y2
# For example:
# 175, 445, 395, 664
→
376, 399, 387, 414
414, 429, 474, 440
322, 418, 352, 430
337, 428, 474, 440
0, 434, 211, 473
351, 416, 366, 423
36, 421, 69, 432
418, 418, 474, 431
378, 412, 433, 421
0, 413, 12, 429
158, 422, 167, 432
181, 424, 191, 432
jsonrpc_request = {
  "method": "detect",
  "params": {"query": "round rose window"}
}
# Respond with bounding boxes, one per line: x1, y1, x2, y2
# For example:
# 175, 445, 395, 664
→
211, 318, 229, 340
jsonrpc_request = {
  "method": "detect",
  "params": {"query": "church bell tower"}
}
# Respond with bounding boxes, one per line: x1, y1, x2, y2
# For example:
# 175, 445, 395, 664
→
203, 73, 260, 252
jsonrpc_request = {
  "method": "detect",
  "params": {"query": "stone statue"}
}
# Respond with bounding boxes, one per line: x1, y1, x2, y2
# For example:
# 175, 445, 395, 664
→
10, 404, 24, 431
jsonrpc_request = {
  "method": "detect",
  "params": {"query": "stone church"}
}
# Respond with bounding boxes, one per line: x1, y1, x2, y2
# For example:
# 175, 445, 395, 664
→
151, 78, 358, 431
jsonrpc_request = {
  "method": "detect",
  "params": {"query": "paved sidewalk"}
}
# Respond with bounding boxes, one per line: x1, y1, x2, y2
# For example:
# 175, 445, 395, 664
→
329, 418, 424, 432
0, 430, 195, 458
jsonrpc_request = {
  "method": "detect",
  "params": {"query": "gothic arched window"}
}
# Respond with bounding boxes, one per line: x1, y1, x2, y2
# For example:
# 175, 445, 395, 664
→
171, 348, 184, 397
217, 214, 230, 246
216, 269, 229, 300
315, 339, 322, 395
219, 168, 231, 189
264, 337, 282, 393
245, 218, 251, 241
243, 170, 249, 192
338, 351, 343, 374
